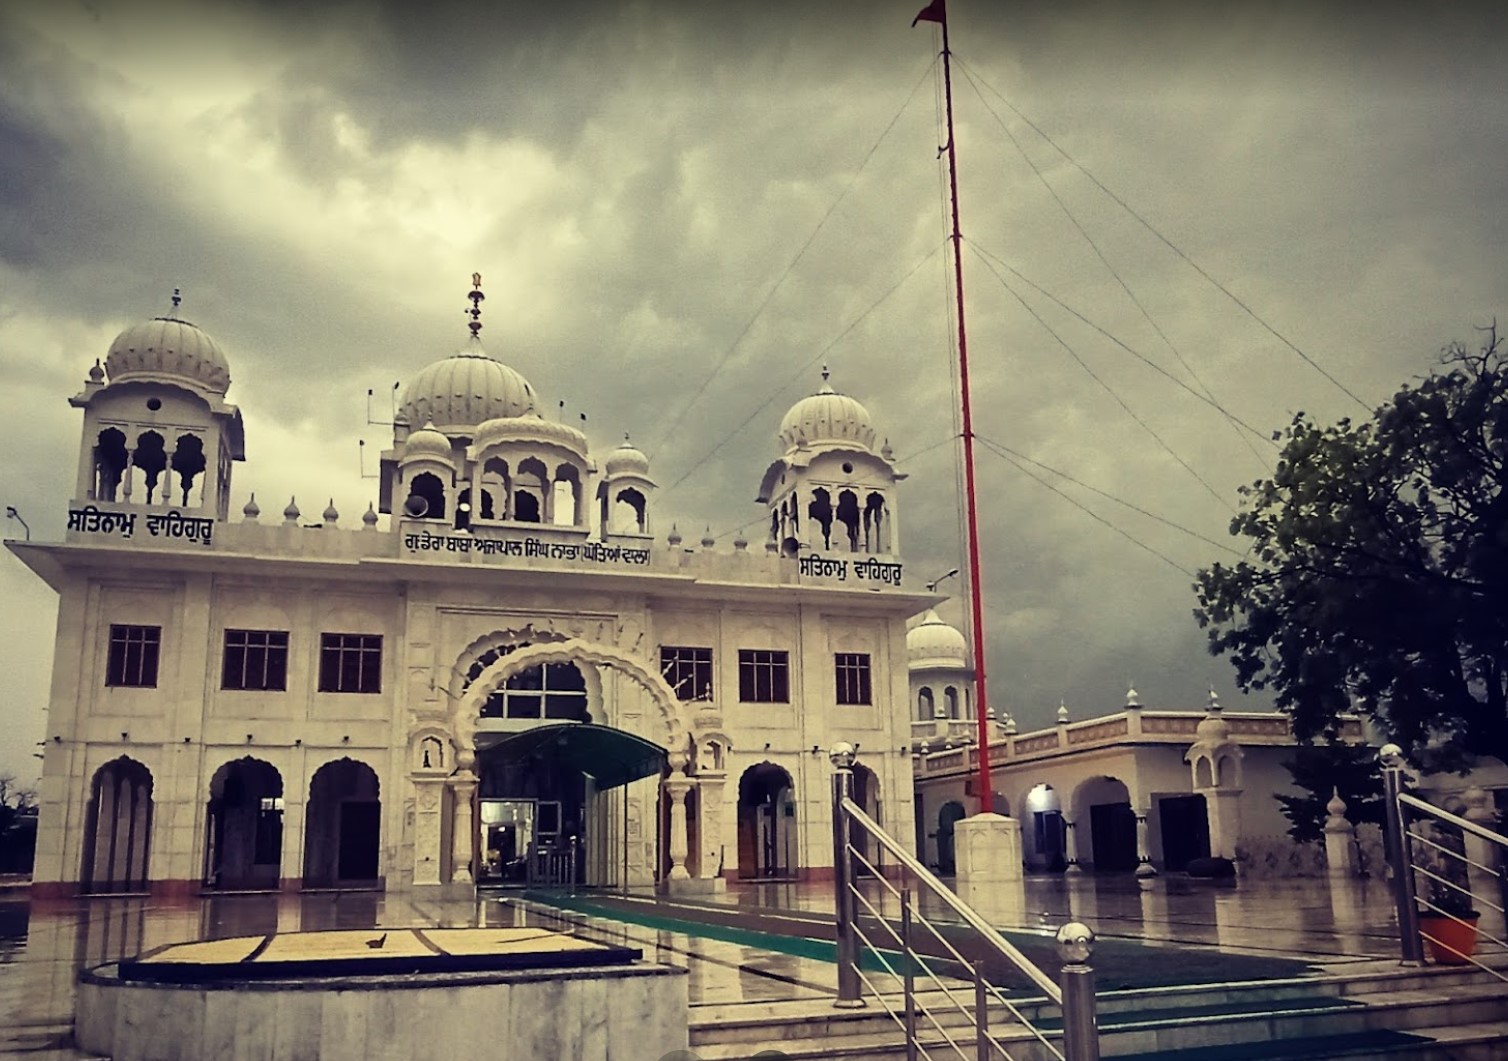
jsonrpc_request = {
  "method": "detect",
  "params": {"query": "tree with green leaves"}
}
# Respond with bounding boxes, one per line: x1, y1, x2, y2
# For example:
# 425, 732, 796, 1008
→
1274, 743, 1384, 845
1195, 325, 1508, 771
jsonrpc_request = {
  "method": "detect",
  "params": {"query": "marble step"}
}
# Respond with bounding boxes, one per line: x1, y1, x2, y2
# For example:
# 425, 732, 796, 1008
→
691, 977, 1508, 1060
690, 1021, 1508, 1061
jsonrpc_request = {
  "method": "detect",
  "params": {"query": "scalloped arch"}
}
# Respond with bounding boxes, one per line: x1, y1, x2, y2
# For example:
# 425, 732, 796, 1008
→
446, 625, 572, 702
452, 638, 689, 765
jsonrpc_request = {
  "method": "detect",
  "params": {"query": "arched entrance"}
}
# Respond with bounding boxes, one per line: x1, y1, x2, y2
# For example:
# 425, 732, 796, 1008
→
936, 800, 966, 875
851, 764, 881, 874
81, 758, 153, 894
1158, 793, 1211, 872
1022, 783, 1065, 872
1074, 776, 1137, 873
204, 758, 283, 890
476, 723, 667, 887
303, 759, 381, 888
737, 763, 797, 879
444, 636, 691, 889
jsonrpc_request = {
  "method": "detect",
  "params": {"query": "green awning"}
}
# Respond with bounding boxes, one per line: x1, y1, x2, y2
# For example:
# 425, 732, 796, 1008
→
476, 724, 667, 791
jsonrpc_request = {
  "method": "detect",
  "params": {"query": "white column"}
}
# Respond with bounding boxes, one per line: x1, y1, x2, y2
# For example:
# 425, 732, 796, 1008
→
449, 773, 477, 885
1063, 818, 1083, 875
665, 777, 691, 881
1322, 789, 1355, 879
1134, 807, 1158, 878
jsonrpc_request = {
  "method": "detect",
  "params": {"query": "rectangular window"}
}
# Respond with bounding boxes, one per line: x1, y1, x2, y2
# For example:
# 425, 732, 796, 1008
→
738, 649, 790, 703
835, 652, 872, 705
222, 629, 289, 691
661, 646, 713, 701
106, 624, 161, 687
318, 633, 383, 694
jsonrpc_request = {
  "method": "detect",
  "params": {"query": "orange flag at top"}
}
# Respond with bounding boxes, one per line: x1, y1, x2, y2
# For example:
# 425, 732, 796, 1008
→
912, 0, 945, 26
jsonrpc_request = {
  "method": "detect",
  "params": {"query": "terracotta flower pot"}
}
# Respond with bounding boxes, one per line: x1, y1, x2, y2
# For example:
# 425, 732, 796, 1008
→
1419, 914, 1479, 965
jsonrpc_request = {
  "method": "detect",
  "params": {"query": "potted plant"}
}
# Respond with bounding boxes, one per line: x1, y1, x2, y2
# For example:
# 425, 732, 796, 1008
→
1416, 842, 1481, 965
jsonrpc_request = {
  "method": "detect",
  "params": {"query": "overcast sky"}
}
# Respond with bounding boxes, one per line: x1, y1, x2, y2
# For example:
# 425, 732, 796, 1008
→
1, 0, 1505, 783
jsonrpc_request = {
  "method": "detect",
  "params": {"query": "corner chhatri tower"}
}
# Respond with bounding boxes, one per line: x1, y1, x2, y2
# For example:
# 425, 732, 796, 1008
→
11, 279, 932, 899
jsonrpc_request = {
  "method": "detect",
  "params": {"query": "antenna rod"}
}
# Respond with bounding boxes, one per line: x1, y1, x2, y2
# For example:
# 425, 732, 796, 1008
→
922, 0, 994, 814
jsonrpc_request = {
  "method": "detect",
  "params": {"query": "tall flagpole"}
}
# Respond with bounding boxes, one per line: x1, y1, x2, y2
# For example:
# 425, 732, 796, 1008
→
917, 0, 994, 815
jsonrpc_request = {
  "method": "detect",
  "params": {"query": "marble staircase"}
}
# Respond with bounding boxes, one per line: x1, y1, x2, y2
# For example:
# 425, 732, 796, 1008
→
688, 963, 1508, 1060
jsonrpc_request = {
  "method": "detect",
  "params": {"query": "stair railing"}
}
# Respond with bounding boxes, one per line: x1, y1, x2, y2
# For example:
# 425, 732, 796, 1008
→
829, 744, 1099, 1061
1381, 744, 1508, 979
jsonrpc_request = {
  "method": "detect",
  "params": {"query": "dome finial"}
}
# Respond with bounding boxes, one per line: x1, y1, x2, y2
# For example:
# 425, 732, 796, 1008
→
170, 287, 182, 313
821, 363, 830, 383
466, 272, 485, 341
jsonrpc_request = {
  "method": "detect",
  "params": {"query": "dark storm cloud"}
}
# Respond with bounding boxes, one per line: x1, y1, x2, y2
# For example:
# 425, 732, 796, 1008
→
1, 0, 1506, 779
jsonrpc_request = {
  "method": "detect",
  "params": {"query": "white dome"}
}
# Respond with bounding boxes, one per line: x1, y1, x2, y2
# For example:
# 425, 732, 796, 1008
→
403, 423, 455, 463
908, 609, 968, 669
398, 347, 537, 433
105, 316, 231, 394
605, 439, 651, 478
472, 415, 589, 460
778, 381, 877, 453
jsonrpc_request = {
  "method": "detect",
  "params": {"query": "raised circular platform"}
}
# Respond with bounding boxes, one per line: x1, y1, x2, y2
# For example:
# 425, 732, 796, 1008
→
77, 926, 688, 1061
116, 925, 639, 982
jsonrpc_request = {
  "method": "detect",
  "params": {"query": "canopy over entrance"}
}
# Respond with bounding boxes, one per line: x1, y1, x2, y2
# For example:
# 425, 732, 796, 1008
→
477, 723, 667, 791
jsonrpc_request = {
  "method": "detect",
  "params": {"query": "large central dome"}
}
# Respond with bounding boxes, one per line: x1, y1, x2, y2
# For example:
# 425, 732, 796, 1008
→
398, 348, 538, 433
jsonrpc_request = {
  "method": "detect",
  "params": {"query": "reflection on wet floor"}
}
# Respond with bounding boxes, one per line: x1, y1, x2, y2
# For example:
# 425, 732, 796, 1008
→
0, 874, 1423, 1059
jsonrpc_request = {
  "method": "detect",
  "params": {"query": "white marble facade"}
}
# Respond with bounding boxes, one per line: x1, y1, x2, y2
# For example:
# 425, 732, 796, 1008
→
12, 290, 929, 897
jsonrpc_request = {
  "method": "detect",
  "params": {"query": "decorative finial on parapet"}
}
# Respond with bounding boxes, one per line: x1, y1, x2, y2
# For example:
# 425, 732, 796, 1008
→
1057, 699, 1070, 724
283, 497, 300, 525
243, 493, 260, 522
466, 273, 484, 340
362, 502, 379, 529
827, 741, 857, 769
701, 526, 715, 549
1207, 685, 1222, 713
667, 523, 682, 547
1126, 682, 1141, 708
323, 499, 340, 524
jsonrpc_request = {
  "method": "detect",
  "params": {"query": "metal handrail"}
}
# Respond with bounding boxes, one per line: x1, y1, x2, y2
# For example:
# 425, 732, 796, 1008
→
1398, 791, 1508, 848
1382, 748, 1508, 981
828, 750, 1098, 1061
842, 796, 1063, 1001
846, 818, 1066, 1061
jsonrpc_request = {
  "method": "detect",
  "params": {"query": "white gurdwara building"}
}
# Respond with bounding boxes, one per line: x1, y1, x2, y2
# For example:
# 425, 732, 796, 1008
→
11, 286, 931, 898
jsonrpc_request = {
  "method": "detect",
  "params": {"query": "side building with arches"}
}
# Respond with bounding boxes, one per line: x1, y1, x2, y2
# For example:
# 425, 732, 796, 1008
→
12, 284, 932, 898
912, 684, 1371, 878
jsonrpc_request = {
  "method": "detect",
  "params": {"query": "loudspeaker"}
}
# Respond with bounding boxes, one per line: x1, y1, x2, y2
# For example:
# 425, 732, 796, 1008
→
402, 493, 429, 518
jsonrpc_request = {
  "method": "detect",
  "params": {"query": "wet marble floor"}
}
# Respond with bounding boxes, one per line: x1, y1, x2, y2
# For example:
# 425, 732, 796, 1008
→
0, 874, 1440, 1059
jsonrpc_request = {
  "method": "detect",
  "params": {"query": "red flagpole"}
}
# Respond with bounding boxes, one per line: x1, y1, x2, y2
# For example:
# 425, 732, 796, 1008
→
923, 1, 995, 815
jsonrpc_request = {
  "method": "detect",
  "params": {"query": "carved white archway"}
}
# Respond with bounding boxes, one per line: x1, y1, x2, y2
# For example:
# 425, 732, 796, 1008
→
451, 638, 690, 767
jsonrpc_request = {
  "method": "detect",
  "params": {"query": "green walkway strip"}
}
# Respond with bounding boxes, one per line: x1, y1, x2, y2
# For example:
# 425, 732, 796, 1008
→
526, 891, 1324, 992
524, 890, 908, 973
1107, 1028, 1432, 1061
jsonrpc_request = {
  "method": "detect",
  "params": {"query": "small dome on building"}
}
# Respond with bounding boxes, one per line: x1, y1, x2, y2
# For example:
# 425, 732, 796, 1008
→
605, 436, 651, 478
402, 422, 455, 463
471, 414, 588, 460
907, 609, 968, 669
777, 373, 877, 453
397, 348, 537, 433
105, 316, 232, 395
